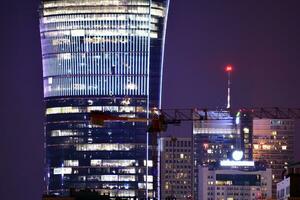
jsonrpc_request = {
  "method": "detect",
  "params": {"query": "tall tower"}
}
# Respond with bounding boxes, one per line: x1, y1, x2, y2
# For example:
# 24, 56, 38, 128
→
39, 0, 170, 199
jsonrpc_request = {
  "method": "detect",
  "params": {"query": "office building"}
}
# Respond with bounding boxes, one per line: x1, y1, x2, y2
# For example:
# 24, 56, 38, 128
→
193, 110, 239, 199
193, 110, 238, 166
253, 119, 295, 198
39, 0, 170, 199
160, 137, 193, 200
198, 162, 272, 200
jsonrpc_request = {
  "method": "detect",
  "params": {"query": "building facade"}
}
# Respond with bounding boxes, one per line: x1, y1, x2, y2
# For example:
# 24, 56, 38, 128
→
160, 137, 193, 200
39, 0, 170, 199
198, 164, 272, 200
193, 111, 238, 166
277, 162, 300, 200
193, 110, 239, 199
277, 175, 300, 200
253, 119, 295, 198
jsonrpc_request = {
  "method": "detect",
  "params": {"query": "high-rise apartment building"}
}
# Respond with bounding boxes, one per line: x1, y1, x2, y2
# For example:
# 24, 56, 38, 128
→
39, 0, 170, 199
253, 119, 295, 198
160, 137, 193, 200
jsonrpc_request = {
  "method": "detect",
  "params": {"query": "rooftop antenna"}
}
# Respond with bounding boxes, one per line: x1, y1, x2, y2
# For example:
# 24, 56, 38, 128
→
225, 64, 233, 109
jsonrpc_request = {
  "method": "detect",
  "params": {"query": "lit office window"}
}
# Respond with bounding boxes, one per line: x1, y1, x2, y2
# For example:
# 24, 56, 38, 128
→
50, 130, 83, 137
53, 167, 72, 175
119, 175, 136, 181
63, 160, 79, 167
76, 144, 135, 151
143, 160, 153, 167
119, 168, 136, 174
91, 159, 137, 167
144, 175, 153, 182
101, 175, 118, 181
46, 106, 145, 115
138, 183, 153, 190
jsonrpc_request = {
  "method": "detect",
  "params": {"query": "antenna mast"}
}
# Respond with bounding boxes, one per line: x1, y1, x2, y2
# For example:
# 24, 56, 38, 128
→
225, 65, 233, 109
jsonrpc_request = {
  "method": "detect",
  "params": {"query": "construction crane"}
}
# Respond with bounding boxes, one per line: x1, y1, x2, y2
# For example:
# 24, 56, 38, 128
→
90, 107, 300, 132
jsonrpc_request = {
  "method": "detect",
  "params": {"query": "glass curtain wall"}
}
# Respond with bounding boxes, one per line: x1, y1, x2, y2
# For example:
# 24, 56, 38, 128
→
39, 0, 169, 199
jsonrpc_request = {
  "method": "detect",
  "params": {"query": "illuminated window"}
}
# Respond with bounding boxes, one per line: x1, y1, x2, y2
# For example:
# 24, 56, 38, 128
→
119, 175, 135, 181
48, 77, 53, 84
53, 167, 72, 175
243, 127, 250, 134
73, 83, 86, 90
76, 143, 135, 151
46, 106, 80, 115
71, 29, 85, 36
126, 83, 137, 90
118, 168, 136, 174
117, 190, 135, 197
144, 175, 153, 183
119, 106, 135, 113
138, 183, 153, 190
262, 145, 271, 150
272, 131, 277, 136
46, 106, 145, 115
281, 145, 287, 150
101, 175, 118, 181
86, 106, 102, 112
50, 130, 82, 137
91, 159, 136, 167
64, 160, 79, 167
58, 53, 71, 60
143, 160, 153, 167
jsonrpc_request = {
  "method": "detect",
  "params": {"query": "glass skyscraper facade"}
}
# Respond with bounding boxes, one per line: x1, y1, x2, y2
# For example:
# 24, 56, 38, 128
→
39, 0, 169, 199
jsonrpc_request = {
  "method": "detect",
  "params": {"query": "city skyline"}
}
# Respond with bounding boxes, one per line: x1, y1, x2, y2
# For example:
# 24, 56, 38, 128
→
1, 1, 300, 200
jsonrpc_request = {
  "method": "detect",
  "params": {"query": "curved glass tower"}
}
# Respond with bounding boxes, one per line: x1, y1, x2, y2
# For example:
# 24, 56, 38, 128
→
39, 0, 169, 199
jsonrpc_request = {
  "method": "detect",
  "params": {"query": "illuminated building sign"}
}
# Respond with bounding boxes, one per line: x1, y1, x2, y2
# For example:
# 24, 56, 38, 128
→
220, 160, 255, 167
232, 150, 243, 161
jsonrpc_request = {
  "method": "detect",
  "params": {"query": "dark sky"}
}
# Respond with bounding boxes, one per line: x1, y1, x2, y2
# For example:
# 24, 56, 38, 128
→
1, 1, 300, 200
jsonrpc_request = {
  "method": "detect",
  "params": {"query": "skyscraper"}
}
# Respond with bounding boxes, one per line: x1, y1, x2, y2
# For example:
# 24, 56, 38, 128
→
253, 119, 295, 198
39, 0, 170, 199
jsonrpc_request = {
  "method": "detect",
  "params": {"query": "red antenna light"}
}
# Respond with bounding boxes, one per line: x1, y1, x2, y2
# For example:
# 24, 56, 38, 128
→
225, 65, 233, 72
225, 64, 233, 109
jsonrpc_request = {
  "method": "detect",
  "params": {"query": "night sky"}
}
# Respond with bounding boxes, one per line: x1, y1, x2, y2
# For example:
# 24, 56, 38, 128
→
1, 1, 300, 200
